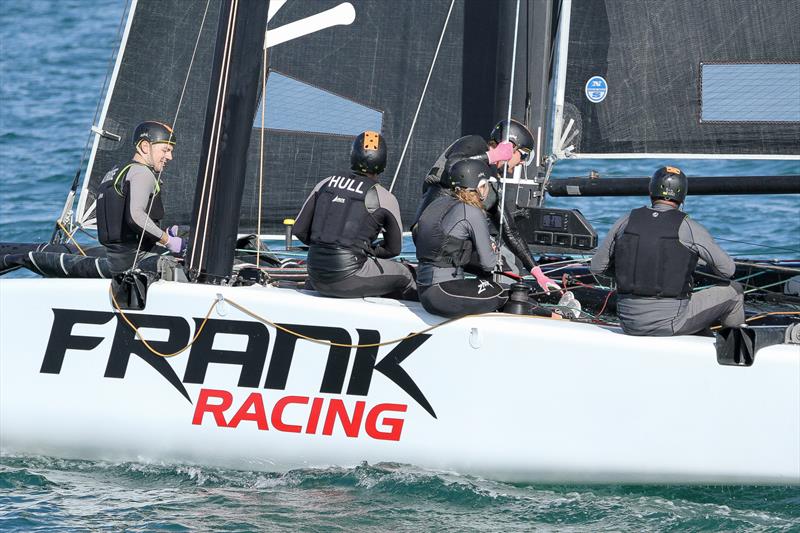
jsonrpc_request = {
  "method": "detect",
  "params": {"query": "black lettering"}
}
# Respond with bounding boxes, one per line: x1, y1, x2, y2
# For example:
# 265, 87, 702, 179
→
348, 330, 436, 419
41, 309, 114, 374
374, 334, 436, 418
346, 329, 380, 396
105, 313, 191, 402
265, 325, 351, 394
183, 318, 269, 388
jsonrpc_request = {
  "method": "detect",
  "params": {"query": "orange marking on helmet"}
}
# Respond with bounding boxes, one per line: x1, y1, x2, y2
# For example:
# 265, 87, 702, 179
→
665, 166, 681, 174
362, 131, 380, 151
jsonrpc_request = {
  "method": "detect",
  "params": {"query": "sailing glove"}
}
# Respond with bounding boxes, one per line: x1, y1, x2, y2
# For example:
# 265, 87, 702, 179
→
166, 235, 184, 254
486, 141, 514, 165
531, 265, 561, 294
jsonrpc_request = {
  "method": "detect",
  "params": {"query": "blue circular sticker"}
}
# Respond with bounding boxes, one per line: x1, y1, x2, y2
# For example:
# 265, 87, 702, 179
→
585, 76, 608, 103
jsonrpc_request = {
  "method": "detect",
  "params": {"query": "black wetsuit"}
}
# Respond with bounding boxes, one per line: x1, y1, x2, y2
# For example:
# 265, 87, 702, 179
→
414, 193, 507, 317
414, 135, 536, 274
294, 172, 416, 299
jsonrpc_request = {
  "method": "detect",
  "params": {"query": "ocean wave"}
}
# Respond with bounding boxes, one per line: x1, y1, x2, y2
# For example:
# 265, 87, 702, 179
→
1, 455, 798, 532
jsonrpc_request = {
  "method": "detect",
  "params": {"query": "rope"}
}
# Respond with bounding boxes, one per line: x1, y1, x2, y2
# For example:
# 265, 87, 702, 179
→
495, 0, 522, 271
744, 311, 800, 323
389, 0, 455, 193
109, 284, 219, 358
56, 222, 87, 256
223, 296, 466, 348
710, 310, 800, 331
108, 284, 597, 357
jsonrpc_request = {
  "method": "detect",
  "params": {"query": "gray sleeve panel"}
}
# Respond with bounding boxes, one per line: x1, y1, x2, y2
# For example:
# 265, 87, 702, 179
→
680, 217, 735, 277
370, 185, 402, 258
371, 184, 403, 223
464, 204, 498, 272
126, 166, 163, 241
293, 177, 328, 244
590, 214, 629, 275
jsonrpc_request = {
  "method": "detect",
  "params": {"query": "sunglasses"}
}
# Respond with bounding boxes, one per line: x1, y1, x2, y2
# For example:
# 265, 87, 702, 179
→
517, 147, 535, 167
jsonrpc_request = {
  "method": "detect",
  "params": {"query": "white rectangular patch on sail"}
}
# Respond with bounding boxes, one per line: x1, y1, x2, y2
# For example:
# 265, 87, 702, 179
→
700, 63, 800, 123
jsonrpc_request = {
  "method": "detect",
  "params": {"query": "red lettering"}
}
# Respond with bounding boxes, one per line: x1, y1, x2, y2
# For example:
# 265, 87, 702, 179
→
193, 391, 407, 442
305, 397, 324, 434
228, 392, 268, 430
365, 403, 407, 441
322, 399, 365, 437
271, 395, 308, 433
192, 388, 233, 426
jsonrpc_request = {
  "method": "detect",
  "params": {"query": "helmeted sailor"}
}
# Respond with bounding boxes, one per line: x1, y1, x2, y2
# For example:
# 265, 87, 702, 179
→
96, 121, 184, 275
414, 158, 508, 317
415, 118, 559, 293
293, 131, 416, 299
590, 166, 745, 336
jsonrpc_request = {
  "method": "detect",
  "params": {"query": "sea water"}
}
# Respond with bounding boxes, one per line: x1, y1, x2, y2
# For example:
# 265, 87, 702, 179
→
1, 2, 799, 531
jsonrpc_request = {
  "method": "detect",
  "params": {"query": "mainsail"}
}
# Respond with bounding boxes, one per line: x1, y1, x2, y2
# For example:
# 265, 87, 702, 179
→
551, 0, 800, 159
76, 0, 525, 235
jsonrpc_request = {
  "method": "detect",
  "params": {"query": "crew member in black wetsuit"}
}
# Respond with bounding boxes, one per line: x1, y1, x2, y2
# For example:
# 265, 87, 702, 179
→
590, 166, 745, 336
96, 121, 184, 275
293, 131, 416, 300
415, 118, 559, 293
414, 159, 508, 317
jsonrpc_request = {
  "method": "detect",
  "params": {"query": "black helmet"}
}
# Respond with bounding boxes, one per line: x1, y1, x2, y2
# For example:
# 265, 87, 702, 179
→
350, 130, 387, 174
649, 166, 688, 203
489, 118, 534, 156
133, 121, 176, 147
446, 159, 492, 191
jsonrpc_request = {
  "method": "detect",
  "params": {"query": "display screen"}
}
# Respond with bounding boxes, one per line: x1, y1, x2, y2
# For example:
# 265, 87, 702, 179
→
541, 213, 564, 229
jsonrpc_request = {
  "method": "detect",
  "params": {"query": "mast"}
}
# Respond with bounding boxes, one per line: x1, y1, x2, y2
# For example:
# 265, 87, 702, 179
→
187, 0, 271, 283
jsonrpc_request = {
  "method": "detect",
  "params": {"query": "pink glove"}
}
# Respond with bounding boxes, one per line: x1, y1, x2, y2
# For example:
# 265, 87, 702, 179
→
486, 141, 514, 165
166, 235, 184, 254
167, 225, 180, 237
531, 266, 561, 293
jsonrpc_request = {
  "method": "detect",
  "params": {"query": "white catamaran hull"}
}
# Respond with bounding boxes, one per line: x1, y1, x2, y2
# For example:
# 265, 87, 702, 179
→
1, 278, 798, 484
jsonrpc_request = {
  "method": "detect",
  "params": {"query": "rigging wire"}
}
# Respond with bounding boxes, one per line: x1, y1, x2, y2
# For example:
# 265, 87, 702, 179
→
190, 0, 238, 272
389, 0, 456, 194
256, 45, 268, 269
129, 0, 212, 273
715, 236, 800, 255
496, 0, 522, 271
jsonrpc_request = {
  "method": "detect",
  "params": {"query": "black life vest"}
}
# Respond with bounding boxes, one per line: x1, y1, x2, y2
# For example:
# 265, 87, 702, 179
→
614, 206, 698, 298
96, 162, 164, 246
413, 195, 473, 268
308, 173, 381, 254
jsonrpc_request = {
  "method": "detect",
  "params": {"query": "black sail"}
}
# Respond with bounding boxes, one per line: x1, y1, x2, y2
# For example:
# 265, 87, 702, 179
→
253, 0, 501, 233
80, 0, 223, 229
79, 1, 514, 234
554, 0, 800, 158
